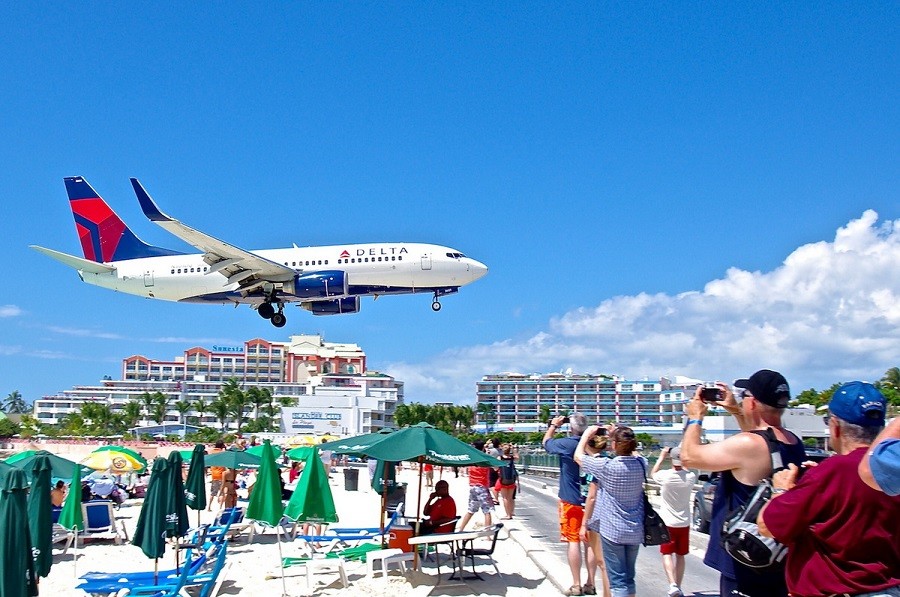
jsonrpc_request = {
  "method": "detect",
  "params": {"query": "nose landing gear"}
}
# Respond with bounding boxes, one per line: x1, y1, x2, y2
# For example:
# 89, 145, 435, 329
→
431, 293, 442, 312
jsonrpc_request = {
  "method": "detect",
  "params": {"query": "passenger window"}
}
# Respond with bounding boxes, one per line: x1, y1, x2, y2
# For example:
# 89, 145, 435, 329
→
325, 260, 328, 265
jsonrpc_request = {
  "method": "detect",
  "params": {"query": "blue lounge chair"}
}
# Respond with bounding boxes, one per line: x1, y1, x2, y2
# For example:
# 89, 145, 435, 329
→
328, 502, 404, 537
82, 500, 129, 545
78, 539, 228, 597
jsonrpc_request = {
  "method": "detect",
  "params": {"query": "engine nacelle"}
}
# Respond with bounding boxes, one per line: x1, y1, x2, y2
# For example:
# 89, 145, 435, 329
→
285, 270, 348, 299
303, 297, 361, 316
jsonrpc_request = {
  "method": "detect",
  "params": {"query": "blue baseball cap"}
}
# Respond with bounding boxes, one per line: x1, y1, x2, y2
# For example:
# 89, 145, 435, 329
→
829, 381, 886, 427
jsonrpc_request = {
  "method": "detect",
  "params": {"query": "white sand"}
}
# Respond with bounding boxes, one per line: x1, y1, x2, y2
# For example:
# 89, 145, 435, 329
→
43, 466, 558, 596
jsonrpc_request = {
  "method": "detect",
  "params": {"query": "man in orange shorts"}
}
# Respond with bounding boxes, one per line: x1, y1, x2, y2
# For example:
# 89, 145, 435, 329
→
544, 413, 594, 596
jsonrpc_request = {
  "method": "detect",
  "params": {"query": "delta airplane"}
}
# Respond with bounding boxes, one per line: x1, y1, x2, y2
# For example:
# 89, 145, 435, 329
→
31, 177, 488, 327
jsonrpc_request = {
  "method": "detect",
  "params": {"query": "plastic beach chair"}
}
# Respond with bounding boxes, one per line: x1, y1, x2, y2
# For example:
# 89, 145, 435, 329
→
82, 500, 129, 545
328, 503, 404, 537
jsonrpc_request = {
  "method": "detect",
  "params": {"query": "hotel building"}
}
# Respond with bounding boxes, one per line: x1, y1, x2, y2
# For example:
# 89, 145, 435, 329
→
33, 334, 402, 436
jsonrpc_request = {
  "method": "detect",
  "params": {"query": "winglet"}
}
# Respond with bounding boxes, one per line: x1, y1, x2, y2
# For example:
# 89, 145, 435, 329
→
130, 178, 171, 222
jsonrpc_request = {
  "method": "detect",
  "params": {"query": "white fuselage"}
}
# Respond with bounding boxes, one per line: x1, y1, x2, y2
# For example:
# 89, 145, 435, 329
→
79, 242, 487, 304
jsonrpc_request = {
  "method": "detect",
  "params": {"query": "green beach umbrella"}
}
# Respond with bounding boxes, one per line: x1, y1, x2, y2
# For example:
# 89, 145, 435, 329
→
132, 457, 169, 561
348, 422, 504, 467
57, 464, 83, 533
57, 463, 83, 577
283, 447, 338, 524
183, 445, 207, 516
165, 451, 189, 540
204, 449, 263, 469
26, 456, 53, 579
316, 428, 393, 457
246, 440, 287, 597
246, 440, 283, 527
6, 450, 80, 480
0, 468, 38, 597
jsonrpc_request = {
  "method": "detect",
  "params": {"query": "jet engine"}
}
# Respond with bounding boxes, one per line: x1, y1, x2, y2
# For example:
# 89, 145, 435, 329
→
285, 270, 348, 299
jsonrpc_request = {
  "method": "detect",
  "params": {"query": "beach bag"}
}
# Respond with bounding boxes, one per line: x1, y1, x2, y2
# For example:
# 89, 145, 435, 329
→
639, 460, 671, 546
721, 428, 789, 569
499, 459, 518, 485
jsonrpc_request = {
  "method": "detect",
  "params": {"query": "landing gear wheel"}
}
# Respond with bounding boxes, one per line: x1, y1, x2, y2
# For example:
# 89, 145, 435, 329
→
271, 312, 287, 327
258, 303, 275, 319
431, 300, 442, 312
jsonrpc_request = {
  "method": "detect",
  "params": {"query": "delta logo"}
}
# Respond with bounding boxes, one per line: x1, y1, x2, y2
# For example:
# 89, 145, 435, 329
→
338, 247, 409, 258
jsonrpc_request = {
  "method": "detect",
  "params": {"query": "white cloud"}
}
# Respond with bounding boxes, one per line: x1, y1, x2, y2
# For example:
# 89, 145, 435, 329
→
45, 326, 125, 340
387, 210, 900, 403
0, 305, 23, 318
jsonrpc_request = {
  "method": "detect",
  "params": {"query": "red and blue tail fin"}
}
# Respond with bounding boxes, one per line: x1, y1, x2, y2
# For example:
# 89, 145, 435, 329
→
64, 176, 183, 262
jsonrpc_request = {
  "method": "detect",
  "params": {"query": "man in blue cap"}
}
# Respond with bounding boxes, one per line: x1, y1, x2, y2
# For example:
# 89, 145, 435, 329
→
758, 381, 900, 597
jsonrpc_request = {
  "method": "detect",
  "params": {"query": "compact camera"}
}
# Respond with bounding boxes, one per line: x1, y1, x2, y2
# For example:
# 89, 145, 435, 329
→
700, 382, 723, 402
558, 415, 570, 424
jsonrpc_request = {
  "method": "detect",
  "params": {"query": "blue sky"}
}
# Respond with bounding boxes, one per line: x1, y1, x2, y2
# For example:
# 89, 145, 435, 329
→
1, 4, 897, 407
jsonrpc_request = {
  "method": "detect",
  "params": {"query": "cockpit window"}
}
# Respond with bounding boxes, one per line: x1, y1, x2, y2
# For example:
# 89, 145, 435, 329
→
445, 252, 466, 259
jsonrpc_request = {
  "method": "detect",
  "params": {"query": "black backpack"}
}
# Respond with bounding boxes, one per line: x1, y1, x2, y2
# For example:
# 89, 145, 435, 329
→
499, 459, 518, 485
721, 428, 789, 569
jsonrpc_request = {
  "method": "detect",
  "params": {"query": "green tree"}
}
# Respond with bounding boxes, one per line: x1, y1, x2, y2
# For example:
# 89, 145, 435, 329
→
247, 386, 272, 422
192, 397, 208, 427
122, 400, 143, 430
476, 402, 495, 432
209, 398, 230, 432
0, 418, 20, 438
3, 390, 29, 414
174, 400, 193, 424
140, 392, 156, 425
220, 379, 250, 433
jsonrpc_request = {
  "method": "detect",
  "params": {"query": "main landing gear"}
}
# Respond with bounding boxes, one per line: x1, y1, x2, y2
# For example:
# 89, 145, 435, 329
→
257, 301, 287, 327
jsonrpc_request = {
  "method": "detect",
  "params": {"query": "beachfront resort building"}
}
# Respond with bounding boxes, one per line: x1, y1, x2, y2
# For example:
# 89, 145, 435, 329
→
475, 372, 828, 444
33, 334, 402, 436
475, 373, 688, 433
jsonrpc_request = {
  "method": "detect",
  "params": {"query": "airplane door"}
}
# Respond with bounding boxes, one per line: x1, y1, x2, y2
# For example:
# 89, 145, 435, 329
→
143, 271, 154, 287
421, 254, 432, 270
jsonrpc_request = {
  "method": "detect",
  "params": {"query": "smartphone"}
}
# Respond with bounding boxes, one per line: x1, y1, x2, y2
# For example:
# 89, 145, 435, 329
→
700, 382, 723, 402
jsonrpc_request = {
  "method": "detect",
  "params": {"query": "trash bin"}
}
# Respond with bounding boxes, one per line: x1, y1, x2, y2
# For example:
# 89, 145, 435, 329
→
343, 467, 359, 491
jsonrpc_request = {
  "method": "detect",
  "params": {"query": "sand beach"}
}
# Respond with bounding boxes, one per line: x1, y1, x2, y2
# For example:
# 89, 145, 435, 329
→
44, 464, 558, 596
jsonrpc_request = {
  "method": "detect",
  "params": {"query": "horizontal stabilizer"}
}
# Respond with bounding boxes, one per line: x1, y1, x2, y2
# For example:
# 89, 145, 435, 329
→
30, 246, 116, 274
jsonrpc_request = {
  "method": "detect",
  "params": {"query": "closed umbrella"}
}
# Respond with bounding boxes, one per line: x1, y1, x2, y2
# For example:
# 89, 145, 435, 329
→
57, 463, 83, 576
0, 468, 38, 597
183, 445, 207, 525
165, 451, 189, 540
6, 450, 80, 480
246, 441, 287, 596
132, 457, 169, 581
26, 456, 53, 579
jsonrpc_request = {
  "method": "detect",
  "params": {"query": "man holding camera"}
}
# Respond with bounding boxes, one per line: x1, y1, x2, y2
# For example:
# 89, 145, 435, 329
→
544, 412, 596, 596
757, 382, 900, 597
680, 369, 805, 597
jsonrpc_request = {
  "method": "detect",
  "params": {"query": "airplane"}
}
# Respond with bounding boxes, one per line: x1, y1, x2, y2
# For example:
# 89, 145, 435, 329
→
31, 176, 488, 327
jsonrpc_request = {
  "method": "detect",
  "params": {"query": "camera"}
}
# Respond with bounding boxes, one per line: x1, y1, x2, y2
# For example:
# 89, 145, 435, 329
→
558, 415, 569, 424
700, 382, 723, 402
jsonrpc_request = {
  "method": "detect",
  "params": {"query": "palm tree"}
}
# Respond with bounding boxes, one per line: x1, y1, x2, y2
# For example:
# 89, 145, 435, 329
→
174, 400, 193, 425
881, 367, 900, 390
247, 386, 272, 422
477, 402, 495, 432
3, 390, 29, 414
140, 392, 155, 426
220, 379, 249, 433
192, 397, 208, 427
122, 400, 143, 431
209, 399, 230, 432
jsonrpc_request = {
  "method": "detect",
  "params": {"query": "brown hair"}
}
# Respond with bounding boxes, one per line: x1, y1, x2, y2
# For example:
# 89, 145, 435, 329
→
587, 433, 608, 452
612, 427, 637, 456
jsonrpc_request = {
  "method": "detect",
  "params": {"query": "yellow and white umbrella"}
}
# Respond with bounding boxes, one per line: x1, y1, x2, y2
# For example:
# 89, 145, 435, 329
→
81, 450, 146, 473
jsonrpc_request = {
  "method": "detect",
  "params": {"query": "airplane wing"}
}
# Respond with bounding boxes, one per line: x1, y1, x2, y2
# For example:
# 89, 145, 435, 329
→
130, 178, 295, 289
30, 246, 117, 274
